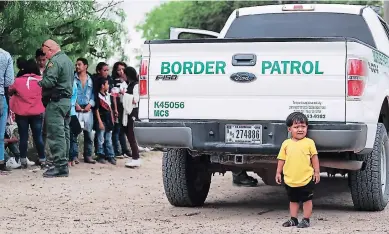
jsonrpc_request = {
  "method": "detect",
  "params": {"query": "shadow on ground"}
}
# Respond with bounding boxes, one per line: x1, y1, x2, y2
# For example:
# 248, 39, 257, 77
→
202, 176, 355, 212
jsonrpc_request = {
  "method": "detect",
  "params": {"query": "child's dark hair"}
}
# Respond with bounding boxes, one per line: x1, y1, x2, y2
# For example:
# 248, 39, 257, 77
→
124, 66, 138, 83
286, 112, 308, 127
96, 77, 108, 90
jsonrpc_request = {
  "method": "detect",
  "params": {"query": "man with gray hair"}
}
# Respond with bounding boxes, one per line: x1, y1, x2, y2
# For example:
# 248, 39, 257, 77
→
0, 48, 14, 172
39, 39, 73, 177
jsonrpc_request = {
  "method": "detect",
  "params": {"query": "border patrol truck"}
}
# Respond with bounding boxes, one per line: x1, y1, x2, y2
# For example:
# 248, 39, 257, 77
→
136, 4, 389, 211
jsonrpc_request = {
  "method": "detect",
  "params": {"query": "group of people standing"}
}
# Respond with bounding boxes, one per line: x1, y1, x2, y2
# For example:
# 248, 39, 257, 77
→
69, 58, 142, 169
0, 39, 142, 178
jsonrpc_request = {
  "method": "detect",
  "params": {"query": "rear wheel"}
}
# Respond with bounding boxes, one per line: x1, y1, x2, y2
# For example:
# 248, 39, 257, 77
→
349, 123, 389, 211
162, 148, 212, 207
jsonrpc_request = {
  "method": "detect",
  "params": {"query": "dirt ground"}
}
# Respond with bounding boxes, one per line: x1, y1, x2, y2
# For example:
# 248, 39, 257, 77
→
0, 151, 388, 234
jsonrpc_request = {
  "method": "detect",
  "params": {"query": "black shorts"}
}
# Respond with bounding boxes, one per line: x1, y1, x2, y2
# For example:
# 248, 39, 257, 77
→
285, 180, 314, 203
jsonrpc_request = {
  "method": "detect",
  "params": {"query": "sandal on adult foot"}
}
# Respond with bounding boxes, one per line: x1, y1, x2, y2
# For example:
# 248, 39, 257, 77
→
282, 219, 298, 227
297, 219, 310, 228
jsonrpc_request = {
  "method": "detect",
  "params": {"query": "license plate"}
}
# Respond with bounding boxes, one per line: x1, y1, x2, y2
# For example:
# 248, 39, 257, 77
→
225, 124, 262, 144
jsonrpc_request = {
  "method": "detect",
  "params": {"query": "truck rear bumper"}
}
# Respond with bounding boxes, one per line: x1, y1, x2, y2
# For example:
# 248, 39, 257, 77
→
134, 121, 368, 155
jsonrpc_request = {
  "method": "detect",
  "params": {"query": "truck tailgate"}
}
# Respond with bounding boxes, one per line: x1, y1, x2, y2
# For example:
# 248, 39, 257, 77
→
147, 40, 346, 121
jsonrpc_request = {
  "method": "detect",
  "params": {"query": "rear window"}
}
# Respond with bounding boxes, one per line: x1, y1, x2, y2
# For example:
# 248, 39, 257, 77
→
224, 12, 376, 47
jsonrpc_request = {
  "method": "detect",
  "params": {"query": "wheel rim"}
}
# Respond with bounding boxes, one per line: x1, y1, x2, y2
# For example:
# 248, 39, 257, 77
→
381, 142, 387, 195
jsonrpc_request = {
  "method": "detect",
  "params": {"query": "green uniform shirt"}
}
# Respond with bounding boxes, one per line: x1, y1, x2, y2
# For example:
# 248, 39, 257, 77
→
40, 51, 74, 97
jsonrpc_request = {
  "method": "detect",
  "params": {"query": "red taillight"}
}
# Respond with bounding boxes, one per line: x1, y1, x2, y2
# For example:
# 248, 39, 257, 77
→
347, 59, 366, 99
139, 59, 148, 97
347, 79, 365, 97
139, 80, 147, 96
140, 59, 148, 76
348, 59, 366, 76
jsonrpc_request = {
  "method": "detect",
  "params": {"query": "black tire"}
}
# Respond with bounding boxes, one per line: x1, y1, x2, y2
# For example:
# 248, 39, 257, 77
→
162, 148, 212, 207
349, 123, 389, 211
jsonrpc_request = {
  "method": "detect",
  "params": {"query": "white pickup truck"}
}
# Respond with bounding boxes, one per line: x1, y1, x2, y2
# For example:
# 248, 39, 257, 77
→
135, 4, 389, 211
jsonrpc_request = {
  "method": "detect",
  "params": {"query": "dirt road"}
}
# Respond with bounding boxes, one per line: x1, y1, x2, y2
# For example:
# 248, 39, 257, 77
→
0, 151, 388, 234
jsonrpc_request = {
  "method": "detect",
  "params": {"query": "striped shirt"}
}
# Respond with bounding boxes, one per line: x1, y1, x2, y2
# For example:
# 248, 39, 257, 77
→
0, 49, 14, 95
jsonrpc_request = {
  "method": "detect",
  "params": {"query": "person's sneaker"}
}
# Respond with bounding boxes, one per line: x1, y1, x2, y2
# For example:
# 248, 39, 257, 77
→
138, 147, 151, 152
282, 218, 299, 227
37, 161, 50, 170
96, 157, 106, 164
43, 166, 69, 178
20, 158, 28, 169
297, 219, 310, 228
125, 159, 141, 168
0, 163, 11, 172
6, 157, 21, 169
232, 171, 258, 187
84, 156, 96, 164
26, 158, 35, 166
123, 152, 132, 158
115, 155, 125, 159
107, 157, 117, 165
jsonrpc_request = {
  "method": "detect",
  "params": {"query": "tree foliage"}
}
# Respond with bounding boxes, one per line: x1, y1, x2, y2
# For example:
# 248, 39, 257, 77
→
0, 0, 127, 60
136, 1, 189, 41
137, 0, 382, 40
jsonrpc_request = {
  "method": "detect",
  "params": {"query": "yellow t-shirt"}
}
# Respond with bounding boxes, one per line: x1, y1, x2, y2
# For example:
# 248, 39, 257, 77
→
277, 137, 318, 187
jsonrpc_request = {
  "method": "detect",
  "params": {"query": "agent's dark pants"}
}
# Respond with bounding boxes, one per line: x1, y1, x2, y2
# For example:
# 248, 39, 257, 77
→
45, 98, 70, 168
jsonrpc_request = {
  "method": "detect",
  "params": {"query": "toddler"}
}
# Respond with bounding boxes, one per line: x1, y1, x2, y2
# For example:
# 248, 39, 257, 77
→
275, 112, 320, 228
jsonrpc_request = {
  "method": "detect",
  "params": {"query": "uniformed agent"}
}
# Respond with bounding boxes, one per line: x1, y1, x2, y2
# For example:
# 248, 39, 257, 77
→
39, 39, 74, 178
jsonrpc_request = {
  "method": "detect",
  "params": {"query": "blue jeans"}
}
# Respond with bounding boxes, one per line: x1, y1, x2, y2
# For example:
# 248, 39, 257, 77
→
0, 96, 7, 163
15, 114, 46, 161
69, 129, 93, 161
112, 123, 130, 156
95, 128, 114, 158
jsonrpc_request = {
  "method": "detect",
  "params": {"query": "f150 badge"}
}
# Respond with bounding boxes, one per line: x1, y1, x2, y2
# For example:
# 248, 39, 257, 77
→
230, 72, 256, 83
156, 75, 178, 81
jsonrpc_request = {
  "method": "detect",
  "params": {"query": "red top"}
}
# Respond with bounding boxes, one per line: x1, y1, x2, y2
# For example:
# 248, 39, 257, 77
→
9, 73, 45, 116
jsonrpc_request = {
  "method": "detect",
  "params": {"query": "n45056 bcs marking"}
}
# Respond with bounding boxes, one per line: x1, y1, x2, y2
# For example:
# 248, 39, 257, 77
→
154, 101, 185, 109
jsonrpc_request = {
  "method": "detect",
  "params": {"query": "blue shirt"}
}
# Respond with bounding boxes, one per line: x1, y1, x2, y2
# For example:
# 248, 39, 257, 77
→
70, 79, 77, 116
0, 49, 14, 95
74, 73, 95, 132
74, 73, 95, 107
